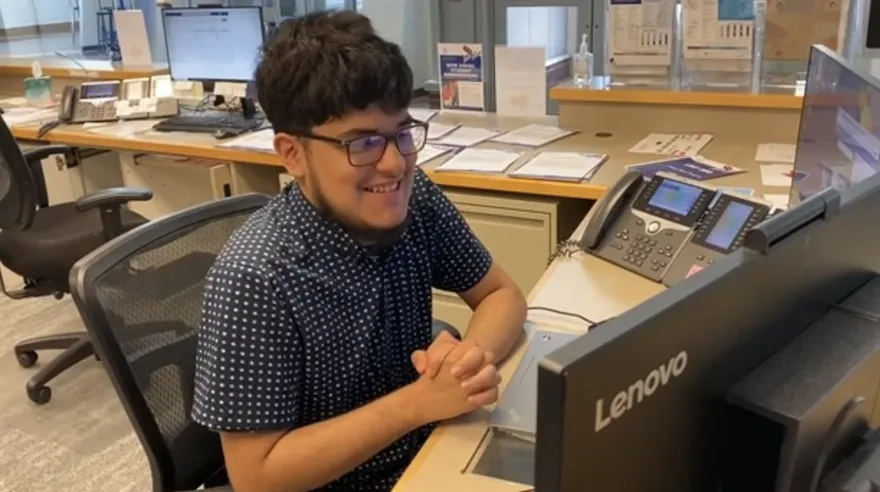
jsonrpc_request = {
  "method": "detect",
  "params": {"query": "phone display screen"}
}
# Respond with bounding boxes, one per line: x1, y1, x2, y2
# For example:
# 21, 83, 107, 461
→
647, 179, 705, 217
705, 201, 754, 249
80, 83, 119, 100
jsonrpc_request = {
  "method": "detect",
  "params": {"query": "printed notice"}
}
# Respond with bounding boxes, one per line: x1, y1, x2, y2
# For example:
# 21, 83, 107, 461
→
608, 0, 675, 67
438, 43, 485, 112
494, 46, 547, 117
682, 0, 754, 59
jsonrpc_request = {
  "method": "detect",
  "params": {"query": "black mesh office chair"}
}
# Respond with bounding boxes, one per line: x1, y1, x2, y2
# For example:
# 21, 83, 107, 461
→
68, 193, 461, 492
0, 116, 152, 404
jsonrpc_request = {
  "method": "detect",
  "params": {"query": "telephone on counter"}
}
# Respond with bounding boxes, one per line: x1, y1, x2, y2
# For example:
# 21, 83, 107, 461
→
59, 81, 120, 123
578, 170, 773, 286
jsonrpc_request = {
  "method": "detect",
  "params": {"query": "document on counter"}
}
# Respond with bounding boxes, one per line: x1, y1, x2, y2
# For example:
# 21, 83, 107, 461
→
85, 119, 161, 138
416, 144, 456, 166
1, 106, 57, 127
489, 124, 577, 147
408, 107, 437, 122
434, 147, 522, 174
510, 152, 607, 182
426, 122, 459, 140
755, 143, 796, 163
629, 133, 714, 156
764, 194, 790, 210
433, 126, 506, 147
216, 128, 276, 153
759, 163, 795, 187
627, 156, 744, 181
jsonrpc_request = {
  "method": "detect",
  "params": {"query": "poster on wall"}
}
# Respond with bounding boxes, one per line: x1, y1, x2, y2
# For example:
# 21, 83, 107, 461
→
438, 43, 485, 112
608, 0, 674, 67
682, 0, 754, 60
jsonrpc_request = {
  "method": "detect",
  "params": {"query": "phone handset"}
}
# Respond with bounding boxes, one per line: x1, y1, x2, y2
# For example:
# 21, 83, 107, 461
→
579, 170, 645, 250
59, 85, 78, 122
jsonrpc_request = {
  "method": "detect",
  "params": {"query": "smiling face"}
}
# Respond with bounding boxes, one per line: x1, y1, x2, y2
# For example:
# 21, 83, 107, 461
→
274, 106, 423, 243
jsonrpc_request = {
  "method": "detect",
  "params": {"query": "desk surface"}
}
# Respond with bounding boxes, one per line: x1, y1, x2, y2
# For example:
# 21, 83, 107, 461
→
8, 110, 789, 201
394, 227, 667, 491
0, 57, 168, 80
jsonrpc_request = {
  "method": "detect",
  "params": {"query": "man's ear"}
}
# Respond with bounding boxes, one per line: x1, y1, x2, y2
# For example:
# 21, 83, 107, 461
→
274, 133, 307, 179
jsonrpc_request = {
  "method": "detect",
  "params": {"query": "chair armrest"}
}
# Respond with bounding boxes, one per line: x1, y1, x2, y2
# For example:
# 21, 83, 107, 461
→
74, 187, 153, 212
432, 319, 461, 341
22, 145, 74, 163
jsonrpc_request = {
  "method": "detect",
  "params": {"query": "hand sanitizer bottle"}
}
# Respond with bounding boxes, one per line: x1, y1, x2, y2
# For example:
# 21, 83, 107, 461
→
572, 33, 594, 88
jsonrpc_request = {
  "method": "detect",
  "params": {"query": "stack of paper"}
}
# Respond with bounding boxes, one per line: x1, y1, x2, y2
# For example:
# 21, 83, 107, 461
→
509, 152, 607, 182
217, 128, 276, 153
489, 124, 576, 147
433, 126, 506, 147
1, 107, 57, 127
435, 148, 522, 174
416, 144, 455, 166
427, 122, 459, 140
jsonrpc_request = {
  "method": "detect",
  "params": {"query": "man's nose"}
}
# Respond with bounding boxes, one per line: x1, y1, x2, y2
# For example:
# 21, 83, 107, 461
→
375, 140, 407, 175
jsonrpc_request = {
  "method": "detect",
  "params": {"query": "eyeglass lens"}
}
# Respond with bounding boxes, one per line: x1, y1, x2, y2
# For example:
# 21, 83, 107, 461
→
347, 125, 427, 167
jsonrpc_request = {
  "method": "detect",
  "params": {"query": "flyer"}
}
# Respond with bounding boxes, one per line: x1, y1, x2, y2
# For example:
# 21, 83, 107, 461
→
438, 43, 485, 112
627, 156, 744, 181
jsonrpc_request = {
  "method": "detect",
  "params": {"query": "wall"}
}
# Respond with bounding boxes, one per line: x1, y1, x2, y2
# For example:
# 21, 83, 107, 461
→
0, 0, 72, 29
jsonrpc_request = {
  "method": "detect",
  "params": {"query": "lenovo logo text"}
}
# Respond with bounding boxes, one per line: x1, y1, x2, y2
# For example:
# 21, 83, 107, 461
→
595, 350, 688, 432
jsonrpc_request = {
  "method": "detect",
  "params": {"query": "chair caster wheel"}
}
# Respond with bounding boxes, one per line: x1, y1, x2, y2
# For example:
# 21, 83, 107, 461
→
27, 386, 51, 405
17, 351, 38, 368
53, 292, 64, 300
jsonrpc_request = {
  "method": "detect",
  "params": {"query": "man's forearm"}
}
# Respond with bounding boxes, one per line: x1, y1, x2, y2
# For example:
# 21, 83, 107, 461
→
253, 385, 422, 492
464, 286, 526, 363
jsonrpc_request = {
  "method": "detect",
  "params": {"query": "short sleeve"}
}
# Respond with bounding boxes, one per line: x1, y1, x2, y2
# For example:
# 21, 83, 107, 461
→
419, 172, 493, 292
191, 261, 302, 432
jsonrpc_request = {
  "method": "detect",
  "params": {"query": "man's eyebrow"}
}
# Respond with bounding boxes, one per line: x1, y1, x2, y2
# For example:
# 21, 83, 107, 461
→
339, 117, 417, 138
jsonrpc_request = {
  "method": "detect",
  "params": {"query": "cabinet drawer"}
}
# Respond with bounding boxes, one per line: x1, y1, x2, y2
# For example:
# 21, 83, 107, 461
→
455, 203, 553, 295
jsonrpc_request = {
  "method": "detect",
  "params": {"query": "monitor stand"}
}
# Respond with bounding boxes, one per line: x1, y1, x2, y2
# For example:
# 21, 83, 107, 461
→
201, 81, 257, 119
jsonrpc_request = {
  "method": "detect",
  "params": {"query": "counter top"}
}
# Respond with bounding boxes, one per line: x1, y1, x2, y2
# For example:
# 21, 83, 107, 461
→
550, 83, 804, 110
0, 57, 168, 80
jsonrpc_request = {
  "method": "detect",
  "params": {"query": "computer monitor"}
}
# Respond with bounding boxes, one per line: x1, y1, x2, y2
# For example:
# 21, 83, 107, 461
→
536, 173, 880, 491
161, 7, 265, 86
789, 44, 880, 207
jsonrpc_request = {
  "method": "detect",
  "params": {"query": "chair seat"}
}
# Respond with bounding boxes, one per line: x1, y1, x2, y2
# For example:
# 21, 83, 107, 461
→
0, 202, 147, 281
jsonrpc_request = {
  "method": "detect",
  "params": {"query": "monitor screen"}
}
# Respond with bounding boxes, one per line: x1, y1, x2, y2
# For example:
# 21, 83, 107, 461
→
162, 7, 264, 83
647, 179, 704, 217
705, 201, 753, 250
789, 45, 880, 206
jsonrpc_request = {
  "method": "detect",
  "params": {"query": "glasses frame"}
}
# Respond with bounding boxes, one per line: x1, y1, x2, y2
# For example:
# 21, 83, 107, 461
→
289, 121, 430, 168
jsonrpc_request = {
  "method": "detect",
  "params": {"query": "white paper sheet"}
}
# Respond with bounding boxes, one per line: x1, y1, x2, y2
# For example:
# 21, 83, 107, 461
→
416, 144, 455, 166
755, 143, 796, 163
434, 126, 505, 147
114, 10, 153, 67
216, 128, 276, 153
489, 124, 576, 147
494, 46, 547, 118
435, 148, 522, 173
760, 163, 794, 187
764, 194, 790, 210
629, 133, 713, 156
509, 152, 607, 181
409, 107, 437, 122
1, 107, 58, 127
427, 122, 459, 140
86, 119, 162, 138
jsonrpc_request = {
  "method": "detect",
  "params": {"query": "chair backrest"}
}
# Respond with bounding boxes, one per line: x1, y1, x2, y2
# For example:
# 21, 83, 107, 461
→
0, 116, 37, 231
69, 193, 272, 491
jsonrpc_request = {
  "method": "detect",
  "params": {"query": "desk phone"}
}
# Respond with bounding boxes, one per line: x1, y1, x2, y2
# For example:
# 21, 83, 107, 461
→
579, 171, 771, 284
59, 81, 120, 123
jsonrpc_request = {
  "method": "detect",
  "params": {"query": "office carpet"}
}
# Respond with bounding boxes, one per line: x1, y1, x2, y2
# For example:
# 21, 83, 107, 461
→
0, 294, 150, 492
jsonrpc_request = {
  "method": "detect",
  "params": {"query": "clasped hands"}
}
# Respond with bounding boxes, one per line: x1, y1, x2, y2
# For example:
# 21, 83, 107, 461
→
409, 331, 502, 423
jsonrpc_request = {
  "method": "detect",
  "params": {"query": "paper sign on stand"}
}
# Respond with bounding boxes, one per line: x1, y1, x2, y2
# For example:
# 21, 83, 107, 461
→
438, 43, 485, 112
494, 46, 546, 118
114, 10, 153, 67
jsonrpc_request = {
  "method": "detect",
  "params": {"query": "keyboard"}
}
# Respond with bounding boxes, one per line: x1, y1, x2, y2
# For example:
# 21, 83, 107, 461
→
153, 113, 264, 133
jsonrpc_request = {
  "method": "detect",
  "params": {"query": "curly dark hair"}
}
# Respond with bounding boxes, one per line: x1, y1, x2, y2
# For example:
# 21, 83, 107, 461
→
255, 10, 414, 134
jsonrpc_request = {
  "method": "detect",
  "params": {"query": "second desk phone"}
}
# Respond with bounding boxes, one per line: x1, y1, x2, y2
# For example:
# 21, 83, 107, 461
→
579, 170, 773, 286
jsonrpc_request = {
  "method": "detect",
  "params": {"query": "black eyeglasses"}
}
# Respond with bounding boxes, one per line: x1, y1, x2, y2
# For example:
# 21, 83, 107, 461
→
290, 122, 429, 167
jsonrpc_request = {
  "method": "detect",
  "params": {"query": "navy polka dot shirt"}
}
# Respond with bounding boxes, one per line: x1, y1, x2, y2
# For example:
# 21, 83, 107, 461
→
191, 168, 493, 491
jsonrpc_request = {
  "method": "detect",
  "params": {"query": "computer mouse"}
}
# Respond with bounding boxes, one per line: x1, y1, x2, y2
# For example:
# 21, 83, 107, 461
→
214, 128, 240, 140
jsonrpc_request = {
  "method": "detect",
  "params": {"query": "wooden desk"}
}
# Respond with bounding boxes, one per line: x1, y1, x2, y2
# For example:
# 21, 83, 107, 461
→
394, 218, 667, 492
0, 58, 168, 97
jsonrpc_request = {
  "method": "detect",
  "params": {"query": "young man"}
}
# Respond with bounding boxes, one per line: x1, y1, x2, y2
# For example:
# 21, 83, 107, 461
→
191, 10, 527, 492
